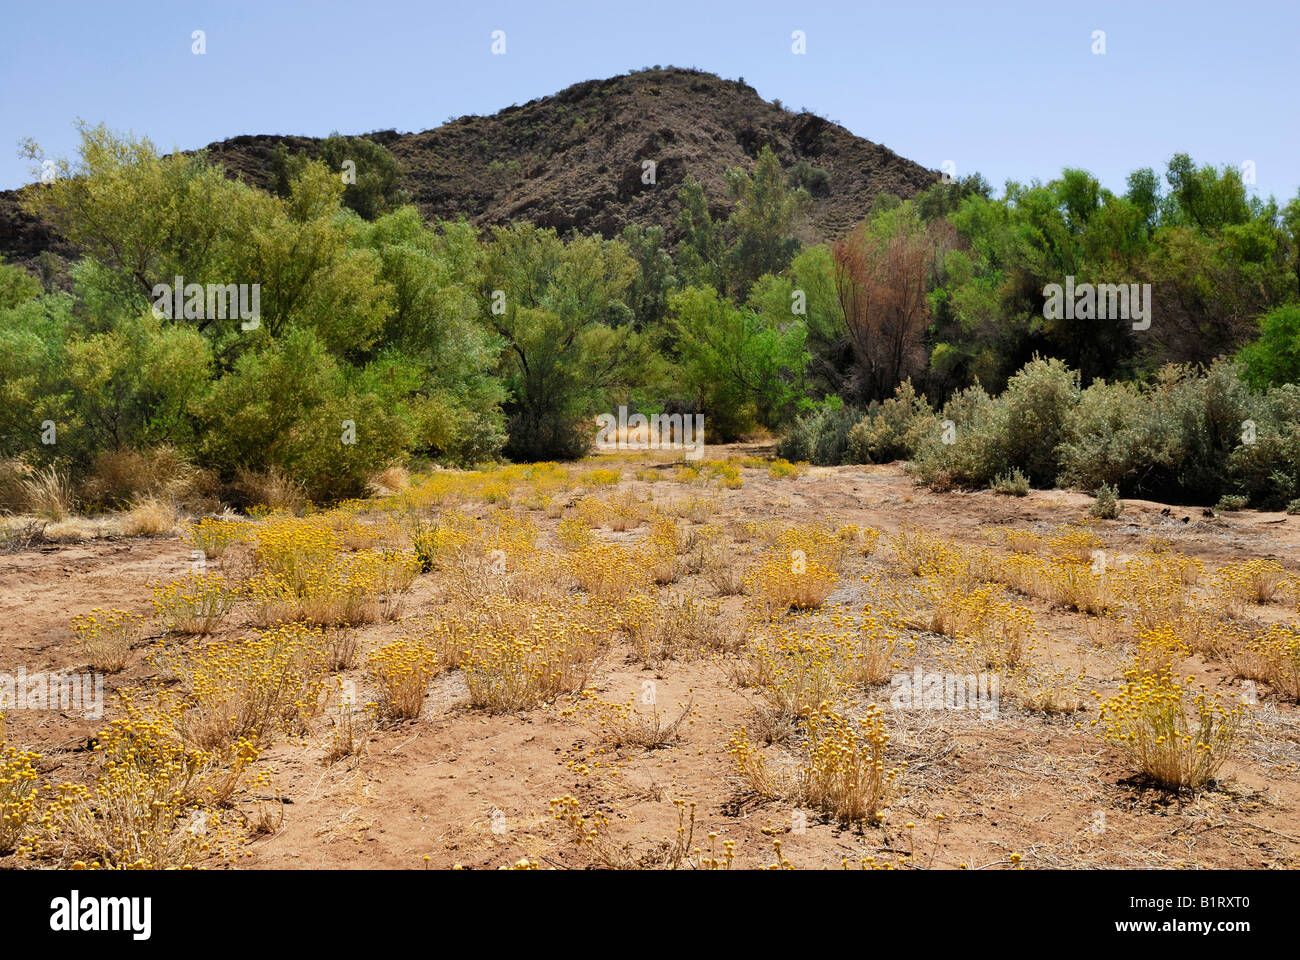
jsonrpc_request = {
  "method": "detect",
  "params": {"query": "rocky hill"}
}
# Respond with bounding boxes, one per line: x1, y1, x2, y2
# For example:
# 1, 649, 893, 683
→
1, 67, 937, 269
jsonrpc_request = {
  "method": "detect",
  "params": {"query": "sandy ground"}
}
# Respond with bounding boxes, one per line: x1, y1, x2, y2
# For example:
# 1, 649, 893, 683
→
3, 452, 1299, 870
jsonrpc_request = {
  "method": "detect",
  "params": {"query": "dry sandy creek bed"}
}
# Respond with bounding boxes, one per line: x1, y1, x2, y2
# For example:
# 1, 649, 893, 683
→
2, 453, 1299, 869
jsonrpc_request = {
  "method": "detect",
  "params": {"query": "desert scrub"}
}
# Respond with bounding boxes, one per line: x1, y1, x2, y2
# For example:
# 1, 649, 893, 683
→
745, 524, 844, 613
1095, 672, 1240, 791
46, 714, 227, 869
70, 608, 146, 673
728, 702, 905, 824
367, 639, 439, 720
1090, 483, 1123, 519
549, 794, 704, 870
191, 516, 252, 559
1213, 558, 1287, 611
620, 594, 732, 662
1244, 624, 1300, 701
767, 458, 802, 479
734, 629, 852, 736
1041, 559, 1115, 616
152, 573, 235, 634
460, 598, 609, 713
246, 544, 419, 627
566, 542, 652, 599
836, 523, 881, 557
584, 467, 621, 487
991, 468, 1030, 496
849, 612, 903, 686
177, 623, 329, 750
575, 690, 695, 749
0, 730, 39, 855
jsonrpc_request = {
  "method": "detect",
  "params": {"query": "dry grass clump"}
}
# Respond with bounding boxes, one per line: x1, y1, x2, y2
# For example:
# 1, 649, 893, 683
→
1008, 666, 1086, 714
549, 794, 706, 870
81, 446, 207, 509
566, 542, 652, 599
728, 702, 905, 824
704, 548, 747, 596
18, 463, 76, 520
191, 516, 253, 559
117, 495, 180, 536
733, 629, 851, 738
70, 607, 145, 672
367, 465, 410, 497
1095, 671, 1240, 791
848, 612, 903, 686
177, 623, 330, 750
38, 693, 264, 869
243, 517, 419, 626
367, 638, 439, 720
1238, 624, 1300, 701
234, 466, 305, 513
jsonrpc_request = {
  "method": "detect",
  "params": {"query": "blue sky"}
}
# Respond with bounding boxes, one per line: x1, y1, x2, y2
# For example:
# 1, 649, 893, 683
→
3, 0, 1298, 202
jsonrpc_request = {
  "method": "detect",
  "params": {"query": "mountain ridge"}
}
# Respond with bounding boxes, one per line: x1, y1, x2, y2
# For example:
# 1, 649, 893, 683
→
1, 67, 937, 270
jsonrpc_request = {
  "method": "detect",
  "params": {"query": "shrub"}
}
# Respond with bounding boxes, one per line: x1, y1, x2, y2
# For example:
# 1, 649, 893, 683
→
1090, 483, 1123, 519
46, 714, 225, 869
1237, 304, 1300, 388
1096, 673, 1240, 791
152, 573, 235, 635
0, 738, 39, 854
367, 639, 439, 720
1057, 379, 1171, 492
1214, 494, 1249, 512
178, 623, 330, 750
727, 702, 904, 824
70, 608, 145, 673
992, 468, 1030, 496
775, 397, 860, 466
846, 379, 937, 464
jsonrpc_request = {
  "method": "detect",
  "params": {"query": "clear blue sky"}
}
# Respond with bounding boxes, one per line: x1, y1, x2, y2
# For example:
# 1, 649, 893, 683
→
3, 0, 1298, 202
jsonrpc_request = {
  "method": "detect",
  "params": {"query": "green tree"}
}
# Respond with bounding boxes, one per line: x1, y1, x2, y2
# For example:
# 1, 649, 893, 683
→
724, 145, 808, 297
667, 285, 808, 439
482, 224, 653, 460
1238, 305, 1300, 387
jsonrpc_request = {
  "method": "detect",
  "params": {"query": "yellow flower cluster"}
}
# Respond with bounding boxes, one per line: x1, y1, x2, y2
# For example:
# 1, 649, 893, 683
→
45, 712, 227, 869
745, 524, 844, 612
70, 608, 146, 673
244, 516, 419, 626
367, 639, 439, 720
445, 597, 611, 713
0, 727, 39, 854
190, 516, 252, 559
179, 623, 329, 750
728, 701, 904, 824
152, 572, 234, 635
1095, 671, 1240, 790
